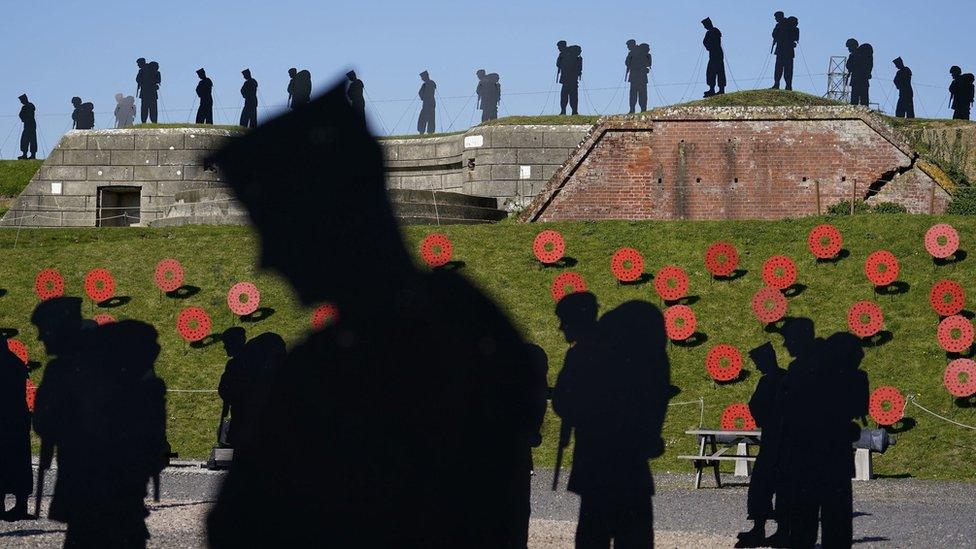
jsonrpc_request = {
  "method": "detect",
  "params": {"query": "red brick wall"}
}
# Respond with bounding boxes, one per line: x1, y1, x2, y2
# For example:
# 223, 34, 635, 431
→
535, 119, 946, 221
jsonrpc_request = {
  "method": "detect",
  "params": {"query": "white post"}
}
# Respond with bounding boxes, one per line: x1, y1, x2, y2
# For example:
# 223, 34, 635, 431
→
853, 448, 872, 481
734, 442, 751, 477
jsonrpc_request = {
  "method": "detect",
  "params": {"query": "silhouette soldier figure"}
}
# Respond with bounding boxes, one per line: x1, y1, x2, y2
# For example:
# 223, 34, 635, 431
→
845, 39, 873, 106
476, 69, 501, 122
771, 12, 799, 90
893, 58, 915, 119
554, 297, 670, 548
346, 71, 366, 121
239, 69, 258, 128
70, 97, 95, 130
507, 343, 549, 548
136, 58, 161, 123
0, 337, 32, 522
17, 94, 37, 159
205, 82, 540, 547
625, 39, 651, 113
215, 327, 246, 447
702, 18, 726, 97
287, 68, 312, 109
114, 93, 136, 128
556, 41, 583, 115
417, 70, 437, 134
196, 68, 214, 124
218, 332, 285, 447
949, 66, 974, 120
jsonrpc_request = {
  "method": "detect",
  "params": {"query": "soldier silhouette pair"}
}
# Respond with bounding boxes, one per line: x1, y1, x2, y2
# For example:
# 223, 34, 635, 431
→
625, 40, 651, 113
556, 40, 583, 115
702, 18, 726, 97
240, 69, 258, 128
845, 39, 874, 106
70, 97, 95, 130
114, 93, 136, 128
196, 68, 214, 124
17, 94, 37, 159
949, 66, 975, 120
476, 69, 501, 122
770, 12, 799, 91
135, 58, 161, 124
218, 330, 286, 448
417, 70, 436, 134
287, 68, 312, 109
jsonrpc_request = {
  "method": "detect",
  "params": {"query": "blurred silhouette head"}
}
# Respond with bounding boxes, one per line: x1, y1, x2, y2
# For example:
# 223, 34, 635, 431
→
97, 320, 160, 381
242, 69, 252, 80
115, 92, 124, 102
600, 300, 668, 355
346, 70, 357, 81
701, 17, 713, 30
556, 40, 567, 51
950, 65, 962, 77
626, 39, 636, 49
18, 94, 28, 105
781, 317, 815, 359
288, 68, 298, 78
197, 68, 207, 79
149, 61, 159, 71
31, 297, 83, 357
210, 82, 411, 306
774, 11, 784, 21
419, 70, 429, 81
556, 292, 599, 344
823, 332, 864, 374
222, 327, 247, 358
846, 38, 859, 53
71, 97, 82, 107
893, 57, 904, 69
476, 69, 486, 78
136, 58, 146, 68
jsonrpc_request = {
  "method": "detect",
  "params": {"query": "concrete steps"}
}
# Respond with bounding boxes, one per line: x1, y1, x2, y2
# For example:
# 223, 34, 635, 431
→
389, 189, 507, 225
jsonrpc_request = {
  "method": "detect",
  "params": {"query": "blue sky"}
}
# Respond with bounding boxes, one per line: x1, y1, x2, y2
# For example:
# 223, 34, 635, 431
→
1, 0, 974, 157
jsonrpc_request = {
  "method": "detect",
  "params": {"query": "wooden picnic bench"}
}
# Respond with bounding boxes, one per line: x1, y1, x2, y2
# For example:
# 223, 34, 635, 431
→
677, 429, 762, 489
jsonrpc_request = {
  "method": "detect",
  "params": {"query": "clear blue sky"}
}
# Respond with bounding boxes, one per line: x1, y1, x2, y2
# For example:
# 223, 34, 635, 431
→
1, 0, 973, 157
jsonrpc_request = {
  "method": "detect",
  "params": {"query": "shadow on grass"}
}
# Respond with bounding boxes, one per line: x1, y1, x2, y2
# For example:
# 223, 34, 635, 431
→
668, 384, 682, 398
98, 295, 131, 308
668, 295, 700, 307
873, 472, 913, 479
815, 248, 851, 265
862, 331, 893, 348
0, 289, 6, 298
713, 269, 747, 282
618, 273, 652, 286
954, 396, 976, 408
784, 283, 807, 298
717, 369, 751, 385
876, 281, 910, 296
190, 334, 220, 349
0, 327, 18, 338
885, 417, 916, 434
167, 285, 201, 299
934, 249, 967, 267
241, 307, 276, 323
673, 332, 708, 348
436, 261, 466, 271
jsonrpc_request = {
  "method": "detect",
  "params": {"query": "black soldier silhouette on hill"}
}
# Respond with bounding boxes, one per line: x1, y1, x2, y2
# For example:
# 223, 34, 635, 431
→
893, 57, 915, 119
135, 58, 161, 124
625, 39, 652, 113
0, 336, 32, 522
845, 39, 873, 106
949, 65, 974, 120
70, 97, 95, 130
771, 12, 799, 90
196, 68, 214, 124
702, 18, 726, 97
346, 71, 365, 121
556, 40, 583, 115
114, 93, 136, 128
476, 69, 501, 122
17, 94, 37, 160
239, 69, 258, 128
205, 82, 540, 547
553, 295, 670, 547
218, 332, 285, 447
287, 68, 312, 109
417, 70, 437, 134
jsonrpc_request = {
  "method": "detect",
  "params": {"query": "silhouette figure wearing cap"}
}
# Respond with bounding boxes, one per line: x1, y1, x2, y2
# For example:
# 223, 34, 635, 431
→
346, 71, 365, 121
114, 93, 136, 128
0, 336, 32, 522
17, 94, 37, 160
702, 18, 726, 97
135, 58, 161, 123
196, 68, 214, 124
417, 71, 436, 134
239, 69, 258, 128
219, 331, 285, 447
556, 40, 583, 115
949, 66, 974, 120
892, 58, 914, 119
845, 39, 873, 106
475, 69, 501, 122
205, 82, 540, 547
625, 39, 652, 113
771, 12, 799, 90
287, 68, 312, 109
71, 97, 95, 130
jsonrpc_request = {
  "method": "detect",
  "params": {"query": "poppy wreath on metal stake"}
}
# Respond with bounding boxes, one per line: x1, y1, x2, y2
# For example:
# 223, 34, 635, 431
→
929, 279, 966, 317
6, 339, 28, 365
944, 359, 976, 398
84, 268, 116, 304
704, 241, 739, 278
154, 258, 185, 293
720, 403, 757, 430
751, 287, 787, 324
924, 223, 960, 260
26, 379, 36, 413
176, 307, 212, 343
311, 303, 340, 330
654, 265, 689, 302
937, 315, 974, 354
93, 314, 117, 326
611, 247, 645, 283
847, 301, 884, 339
864, 251, 900, 288
227, 282, 261, 317
868, 386, 906, 426
761, 255, 797, 290
807, 224, 843, 260
551, 272, 587, 302
34, 268, 65, 301
533, 230, 565, 265
420, 233, 453, 268
705, 344, 742, 382
664, 305, 697, 341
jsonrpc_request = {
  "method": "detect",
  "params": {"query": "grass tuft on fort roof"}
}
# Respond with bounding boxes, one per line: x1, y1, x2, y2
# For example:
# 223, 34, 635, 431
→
1, 216, 975, 481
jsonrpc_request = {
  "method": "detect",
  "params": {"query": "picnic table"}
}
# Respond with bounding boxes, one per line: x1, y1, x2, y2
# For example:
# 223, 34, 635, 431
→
677, 429, 761, 489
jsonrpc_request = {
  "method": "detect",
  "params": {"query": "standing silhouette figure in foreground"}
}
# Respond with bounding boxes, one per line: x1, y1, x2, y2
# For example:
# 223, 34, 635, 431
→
735, 342, 789, 548
892, 57, 915, 119
218, 332, 286, 447
346, 71, 366, 121
17, 94, 37, 159
771, 12, 799, 90
702, 18, 726, 97
196, 68, 214, 124
476, 69, 501, 122
239, 69, 258, 128
114, 93, 136, 128
135, 58, 161, 123
70, 97, 95, 130
625, 40, 651, 113
556, 41, 583, 115
287, 68, 312, 109
417, 70, 437, 134
215, 327, 246, 447
554, 296, 670, 548
0, 337, 32, 522
206, 82, 540, 547
949, 66, 974, 120
845, 39, 873, 106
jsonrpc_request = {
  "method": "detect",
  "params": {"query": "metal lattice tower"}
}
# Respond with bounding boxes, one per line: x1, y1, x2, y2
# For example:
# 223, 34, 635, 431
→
825, 56, 849, 102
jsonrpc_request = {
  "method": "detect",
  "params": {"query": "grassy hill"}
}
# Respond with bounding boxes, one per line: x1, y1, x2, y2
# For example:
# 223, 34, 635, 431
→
0, 160, 44, 216
1, 216, 975, 480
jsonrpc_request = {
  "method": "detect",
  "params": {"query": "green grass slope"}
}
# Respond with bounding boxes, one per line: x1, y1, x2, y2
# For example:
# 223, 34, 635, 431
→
0, 159, 44, 217
1, 217, 975, 479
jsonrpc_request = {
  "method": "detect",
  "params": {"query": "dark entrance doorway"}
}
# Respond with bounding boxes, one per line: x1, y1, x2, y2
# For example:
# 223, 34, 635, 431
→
97, 186, 141, 227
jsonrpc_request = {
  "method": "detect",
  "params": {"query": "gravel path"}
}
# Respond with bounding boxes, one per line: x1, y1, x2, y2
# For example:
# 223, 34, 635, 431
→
0, 464, 972, 548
